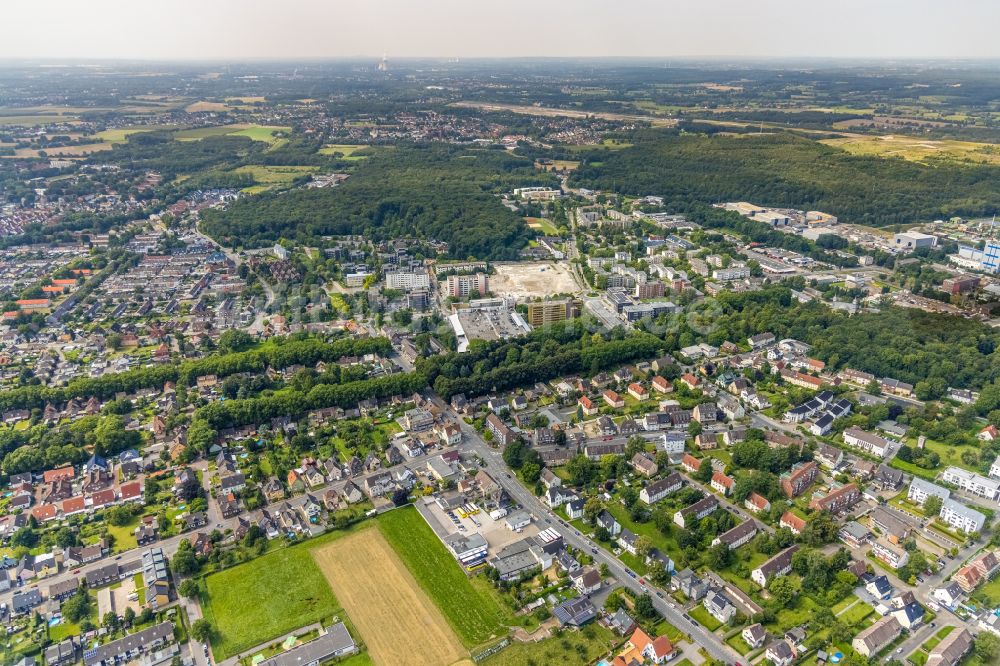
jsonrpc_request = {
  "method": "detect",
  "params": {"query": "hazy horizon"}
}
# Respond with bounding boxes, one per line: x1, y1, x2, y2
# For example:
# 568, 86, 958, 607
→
4, 0, 1000, 61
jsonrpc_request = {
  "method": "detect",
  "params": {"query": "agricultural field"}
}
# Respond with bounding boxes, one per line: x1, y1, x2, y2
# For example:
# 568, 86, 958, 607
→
377, 506, 516, 648
821, 135, 1000, 166
200, 536, 342, 660
313, 526, 467, 666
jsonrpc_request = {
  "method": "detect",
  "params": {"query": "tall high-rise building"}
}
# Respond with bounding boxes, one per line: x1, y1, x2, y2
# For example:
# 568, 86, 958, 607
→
446, 273, 488, 298
526, 299, 581, 327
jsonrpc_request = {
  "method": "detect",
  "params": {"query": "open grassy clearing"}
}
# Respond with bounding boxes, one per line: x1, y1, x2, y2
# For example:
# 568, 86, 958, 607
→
200, 533, 343, 660
378, 506, 516, 648
231, 165, 318, 192
821, 135, 1000, 165
173, 124, 290, 145
318, 144, 369, 157
314, 526, 467, 666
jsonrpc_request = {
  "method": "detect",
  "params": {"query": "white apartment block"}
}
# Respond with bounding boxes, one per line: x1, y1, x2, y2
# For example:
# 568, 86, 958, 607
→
941, 467, 1000, 501
990, 456, 1000, 480
939, 498, 986, 534
908, 478, 951, 505
385, 271, 430, 291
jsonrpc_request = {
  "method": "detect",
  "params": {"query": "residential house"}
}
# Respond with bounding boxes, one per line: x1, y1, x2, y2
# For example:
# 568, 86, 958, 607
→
852, 616, 902, 658
745, 492, 771, 514
672, 568, 708, 601
926, 628, 973, 666
743, 624, 767, 650
711, 520, 758, 550
703, 589, 736, 624
752, 545, 799, 588
871, 538, 909, 569
809, 483, 860, 513
710, 471, 735, 496
780, 461, 818, 498
631, 453, 658, 478
640, 473, 683, 505
674, 496, 719, 528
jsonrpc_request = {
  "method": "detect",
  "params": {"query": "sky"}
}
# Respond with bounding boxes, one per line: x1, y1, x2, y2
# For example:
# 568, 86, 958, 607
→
3, 0, 999, 61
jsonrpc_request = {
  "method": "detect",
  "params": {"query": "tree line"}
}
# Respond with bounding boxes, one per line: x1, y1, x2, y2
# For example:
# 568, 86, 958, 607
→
0, 335, 391, 413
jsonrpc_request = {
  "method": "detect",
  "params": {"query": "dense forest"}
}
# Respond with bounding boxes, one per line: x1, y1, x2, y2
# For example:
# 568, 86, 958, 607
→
571, 129, 1000, 226
701, 288, 1000, 397
200, 144, 555, 259
418, 320, 666, 400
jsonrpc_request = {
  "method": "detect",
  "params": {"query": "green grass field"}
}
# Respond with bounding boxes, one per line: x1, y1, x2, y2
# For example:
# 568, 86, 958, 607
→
377, 507, 516, 648
200, 536, 343, 660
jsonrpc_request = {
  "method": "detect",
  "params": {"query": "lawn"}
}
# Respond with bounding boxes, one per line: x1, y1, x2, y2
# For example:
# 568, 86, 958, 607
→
688, 605, 722, 632
977, 574, 1000, 605
837, 600, 874, 628
480, 624, 617, 666
200, 535, 344, 660
831, 594, 858, 615
105, 518, 139, 553
726, 633, 753, 655
378, 506, 516, 648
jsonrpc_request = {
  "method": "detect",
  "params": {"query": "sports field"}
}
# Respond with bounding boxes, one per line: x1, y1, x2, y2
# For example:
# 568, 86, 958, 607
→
313, 527, 468, 666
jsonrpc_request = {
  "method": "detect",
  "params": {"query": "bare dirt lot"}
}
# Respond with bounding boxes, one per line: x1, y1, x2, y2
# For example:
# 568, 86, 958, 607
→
491, 262, 580, 299
312, 527, 468, 666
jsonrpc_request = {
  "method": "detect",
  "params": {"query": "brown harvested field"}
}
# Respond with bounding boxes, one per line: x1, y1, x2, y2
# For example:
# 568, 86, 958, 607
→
312, 527, 467, 666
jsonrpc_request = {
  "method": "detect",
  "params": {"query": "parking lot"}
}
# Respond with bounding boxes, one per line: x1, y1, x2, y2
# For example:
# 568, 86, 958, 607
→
419, 497, 539, 556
